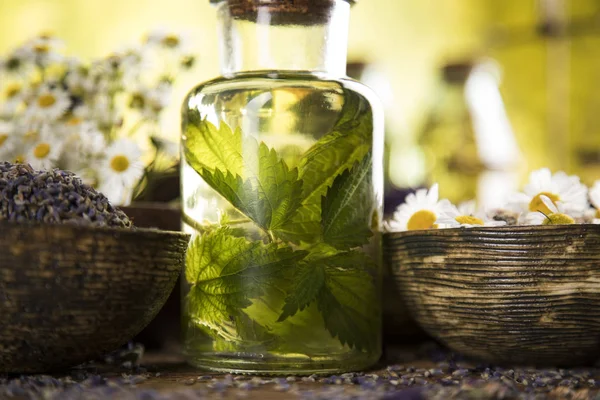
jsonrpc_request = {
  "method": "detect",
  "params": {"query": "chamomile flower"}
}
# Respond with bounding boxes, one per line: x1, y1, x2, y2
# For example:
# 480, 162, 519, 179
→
60, 121, 106, 172
384, 184, 452, 231
25, 86, 71, 121
18, 35, 65, 67
145, 29, 192, 54
129, 82, 172, 119
97, 139, 144, 205
436, 200, 507, 228
0, 52, 36, 80
507, 168, 588, 220
26, 129, 63, 170
64, 62, 93, 95
588, 181, 600, 224
0, 81, 27, 117
523, 195, 575, 225
88, 93, 121, 127
76, 122, 106, 156
0, 121, 16, 160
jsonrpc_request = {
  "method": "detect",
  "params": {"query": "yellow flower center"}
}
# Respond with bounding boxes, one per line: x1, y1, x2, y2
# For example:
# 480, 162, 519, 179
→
407, 210, 437, 231
596, 209, 600, 219
66, 116, 82, 126
5, 83, 21, 99
0, 134, 8, 147
33, 44, 50, 54
37, 94, 57, 108
542, 213, 575, 225
33, 143, 51, 159
455, 215, 484, 226
130, 93, 145, 109
162, 35, 180, 48
110, 155, 130, 173
14, 155, 25, 164
529, 192, 560, 215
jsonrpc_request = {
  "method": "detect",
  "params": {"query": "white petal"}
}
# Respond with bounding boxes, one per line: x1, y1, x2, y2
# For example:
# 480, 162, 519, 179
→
540, 195, 558, 214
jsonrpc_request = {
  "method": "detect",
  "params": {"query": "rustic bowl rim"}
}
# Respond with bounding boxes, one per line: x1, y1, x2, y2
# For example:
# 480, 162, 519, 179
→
383, 223, 600, 240
0, 219, 190, 241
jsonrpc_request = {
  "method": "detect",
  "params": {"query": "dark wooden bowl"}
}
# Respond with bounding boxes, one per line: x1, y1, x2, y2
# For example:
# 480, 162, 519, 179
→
384, 224, 600, 366
0, 221, 189, 373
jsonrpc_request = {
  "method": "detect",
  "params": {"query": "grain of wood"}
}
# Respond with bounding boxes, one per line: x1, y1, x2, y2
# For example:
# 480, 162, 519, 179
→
384, 225, 600, 366
0, 221, 189, 373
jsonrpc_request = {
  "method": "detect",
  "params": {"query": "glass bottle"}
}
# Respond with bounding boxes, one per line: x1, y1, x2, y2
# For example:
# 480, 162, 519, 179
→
416, 60, 521, 207
180, 0, 383, 374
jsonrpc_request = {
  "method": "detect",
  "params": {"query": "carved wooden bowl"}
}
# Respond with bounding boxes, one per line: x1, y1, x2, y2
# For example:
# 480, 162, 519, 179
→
0, 221, 189, 373
384, 224, 600, 366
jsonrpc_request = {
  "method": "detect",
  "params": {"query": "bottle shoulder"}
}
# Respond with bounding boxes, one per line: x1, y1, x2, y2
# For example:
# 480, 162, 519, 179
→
184, 72, 381, 106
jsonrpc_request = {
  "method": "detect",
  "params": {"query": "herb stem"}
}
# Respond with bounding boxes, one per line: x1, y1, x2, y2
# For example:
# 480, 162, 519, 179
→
183, 213, 252, 232
182, 212, 207, 232
226, 218, 252, 226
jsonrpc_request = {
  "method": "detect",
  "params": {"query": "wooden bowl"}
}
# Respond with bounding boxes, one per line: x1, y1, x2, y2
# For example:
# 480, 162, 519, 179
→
0, 221, 189, 373
384, 224, 600, 366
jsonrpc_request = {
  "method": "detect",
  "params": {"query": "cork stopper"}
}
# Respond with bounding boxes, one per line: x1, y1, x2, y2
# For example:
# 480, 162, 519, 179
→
211, 0, 354, 25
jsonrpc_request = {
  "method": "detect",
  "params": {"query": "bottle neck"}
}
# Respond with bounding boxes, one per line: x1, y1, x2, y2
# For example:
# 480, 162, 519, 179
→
216, 1, 350, 77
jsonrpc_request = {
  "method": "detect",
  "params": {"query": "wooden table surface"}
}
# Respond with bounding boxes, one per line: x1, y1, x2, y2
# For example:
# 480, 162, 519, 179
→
3, 344, 600, 399
93, 344, 600, 399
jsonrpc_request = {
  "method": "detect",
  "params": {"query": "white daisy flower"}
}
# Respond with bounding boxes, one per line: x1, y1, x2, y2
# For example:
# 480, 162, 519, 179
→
588, 181, 600, 224
436, 200, 507, 228
87, 93, 121, 128
64, 61, 94, 95
523, 195, 575, 226
0, 52, 36, 80
129, 82, 172, 119
0, 81, 27, 117
60, 121, 106, 172
118, 46, 155, 84
76, 122, 106, 156
25, 86, 71, 121
97, 139, 144, 206
0, 121, 17, 161
384, 184, 453, 232
145, 29, 192, 54
18, 35, 65, 67
506, 168, 587, 220
25, 128, 63, 170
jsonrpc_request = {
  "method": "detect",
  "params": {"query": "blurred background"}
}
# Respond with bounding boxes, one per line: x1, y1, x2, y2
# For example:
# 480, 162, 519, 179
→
1, 0, 599, 210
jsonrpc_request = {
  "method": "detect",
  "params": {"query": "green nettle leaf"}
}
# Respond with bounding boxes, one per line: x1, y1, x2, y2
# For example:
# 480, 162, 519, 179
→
183, 91, 379, 351
277, 261, 325, 322
183, 118, 303, 233
298, 92, 372, 204
282, 92, 373, 244
183, 117, 252, 177
185, 227, 308, 342
321, 153, 374, 249
277, 248, 380, 352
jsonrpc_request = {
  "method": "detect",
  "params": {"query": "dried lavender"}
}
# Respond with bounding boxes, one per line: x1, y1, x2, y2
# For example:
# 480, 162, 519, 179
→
0, 163, 132, 228
2, 343, 600, 399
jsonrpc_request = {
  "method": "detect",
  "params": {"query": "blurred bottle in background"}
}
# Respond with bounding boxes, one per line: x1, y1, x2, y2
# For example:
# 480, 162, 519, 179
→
415, 59, 522, 207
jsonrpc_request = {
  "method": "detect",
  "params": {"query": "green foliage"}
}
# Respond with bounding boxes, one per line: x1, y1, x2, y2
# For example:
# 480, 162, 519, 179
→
321, 153, 374, 249
277, 246, 380, 351
182, 94, 379, 351
185, 227, 307, 343
184, 119, 303, 234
